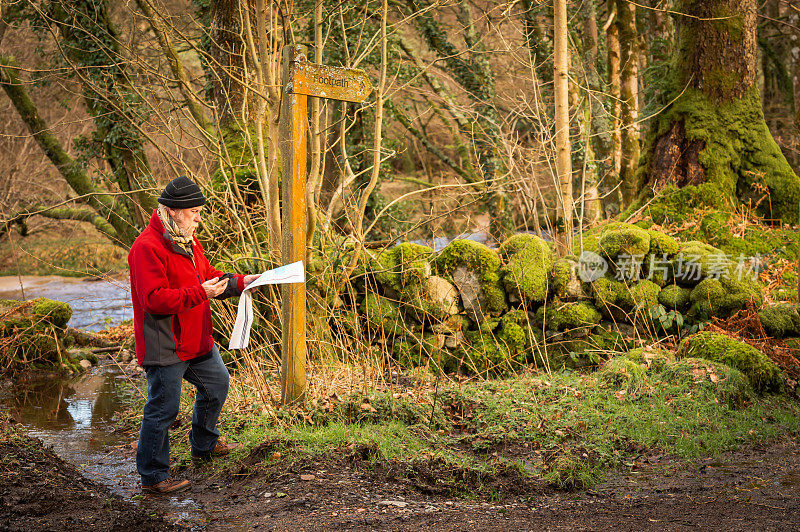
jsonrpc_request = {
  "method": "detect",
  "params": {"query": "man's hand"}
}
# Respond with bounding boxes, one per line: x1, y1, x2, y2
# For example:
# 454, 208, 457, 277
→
243, 274, 260, 288
202, 277, 228, 299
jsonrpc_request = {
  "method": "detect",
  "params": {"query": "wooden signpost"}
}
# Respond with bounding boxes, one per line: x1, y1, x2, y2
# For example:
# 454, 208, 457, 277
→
279, 45, 373, 405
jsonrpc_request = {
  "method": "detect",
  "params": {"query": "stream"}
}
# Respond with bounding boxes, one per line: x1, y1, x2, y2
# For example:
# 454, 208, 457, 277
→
0, 275, 202, 520
0, 275, 132, 331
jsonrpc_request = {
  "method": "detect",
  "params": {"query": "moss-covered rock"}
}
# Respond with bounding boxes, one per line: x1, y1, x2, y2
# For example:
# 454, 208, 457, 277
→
759, 304, 800, 338
460, 329, 525, 376
673, 241, 730, 286
31, 298, 73, 329
597, 222, 651, 260
591, 278, 628, 319
597, 356, 649, 393
499, 234, 554, 306
620, 280, 661, 312
687, 270, 763, 318
496, 309, 535, 358
361, 293, 404, 337
434, 239, 507, 320
659, 357, 752, 407
647, 230, 680, 256
677, 331, 784, 393
393, 333, 454, 373
689, 278, 728, 316
375, 243, 434, 293
0, 298, 73, 370
658, 284, 692, 311
719, 271, 764, 308
551, 258, 588, 301
536, 300, 602, 332
625, 345, 675, 373
403, 275, 460, 324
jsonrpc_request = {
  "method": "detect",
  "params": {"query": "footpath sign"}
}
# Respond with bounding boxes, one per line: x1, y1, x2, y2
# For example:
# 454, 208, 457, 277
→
279, 45, 372, 405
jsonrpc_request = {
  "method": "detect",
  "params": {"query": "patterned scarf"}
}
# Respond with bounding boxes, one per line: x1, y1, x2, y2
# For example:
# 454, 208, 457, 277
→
157, 204, 194, 259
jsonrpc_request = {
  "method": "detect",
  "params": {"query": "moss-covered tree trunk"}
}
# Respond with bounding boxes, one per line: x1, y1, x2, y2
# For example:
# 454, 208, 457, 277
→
50, 1, 158, 230
638, 0, 800, 223
617, 0, 640, 207
606, 4, 623, 212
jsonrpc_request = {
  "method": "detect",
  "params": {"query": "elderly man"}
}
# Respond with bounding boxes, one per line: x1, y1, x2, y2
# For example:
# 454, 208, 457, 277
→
129, 176, 258, 494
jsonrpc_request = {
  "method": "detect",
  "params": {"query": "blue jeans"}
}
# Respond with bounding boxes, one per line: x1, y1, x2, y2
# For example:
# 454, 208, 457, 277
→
137, 345, 229, 486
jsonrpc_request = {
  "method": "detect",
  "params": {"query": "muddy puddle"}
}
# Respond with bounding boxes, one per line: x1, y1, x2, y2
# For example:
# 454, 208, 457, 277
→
2, 363, 206, 524
0, 275, 131, 331
3, 364, 141, 495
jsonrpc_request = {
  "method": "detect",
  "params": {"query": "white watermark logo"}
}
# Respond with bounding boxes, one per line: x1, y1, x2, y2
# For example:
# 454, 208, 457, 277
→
578, 251, 608, 282
576, 252, 762, 283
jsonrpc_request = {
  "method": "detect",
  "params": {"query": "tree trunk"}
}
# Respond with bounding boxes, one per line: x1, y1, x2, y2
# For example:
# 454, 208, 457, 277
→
211, 0, 250, 129
576, 0, 606, 224
617, 0, 640, 207
50, 1, 157, 229
639, 0, 800, 223
606, 3, 623, 212
554, 0, 573, 253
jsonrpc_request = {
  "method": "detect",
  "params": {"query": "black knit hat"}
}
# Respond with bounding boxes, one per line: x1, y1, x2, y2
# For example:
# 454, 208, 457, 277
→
158, 175, 206, 209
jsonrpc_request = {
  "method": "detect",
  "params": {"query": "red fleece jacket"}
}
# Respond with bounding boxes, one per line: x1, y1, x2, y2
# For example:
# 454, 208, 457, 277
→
128, 211, 244, 366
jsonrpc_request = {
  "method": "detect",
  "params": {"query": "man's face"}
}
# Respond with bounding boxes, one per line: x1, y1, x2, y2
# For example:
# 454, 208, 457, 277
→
167, 206, 202, 236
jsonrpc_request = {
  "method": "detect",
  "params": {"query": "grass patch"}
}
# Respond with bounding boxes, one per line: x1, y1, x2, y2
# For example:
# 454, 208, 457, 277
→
120, 364, 800, 492
0, 231, 126, 277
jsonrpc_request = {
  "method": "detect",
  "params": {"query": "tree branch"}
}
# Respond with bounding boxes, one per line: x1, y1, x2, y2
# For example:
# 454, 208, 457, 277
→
134, 0, 213, 137
0, 57, 134, 245
0, 204, 118, 240
387, 101, 478, 183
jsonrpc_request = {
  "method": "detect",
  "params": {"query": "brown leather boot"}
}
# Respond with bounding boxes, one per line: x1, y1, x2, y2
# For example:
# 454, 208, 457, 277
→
142, 478, 190, 494
192, 437, 243, 463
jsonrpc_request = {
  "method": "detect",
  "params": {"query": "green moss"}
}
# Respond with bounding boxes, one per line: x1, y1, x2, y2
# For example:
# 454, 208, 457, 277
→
622, 280, 661, 311
499, 234, 554, 306
647, 230, 680, 256
677, 331, 784, 393
625, 346, 675, 373
597, 222, 651, 260
536, 300, 602, 332
597, 356, 649, 393
589, 322, 639, 352
689, 278, 728, 316
658, 284, 692, 311
393, 333, 454, 373
0, 298, 73, 370
361, 293, 404, 337
759, 304, 800, 338
460, 330, 524, 376
673, 241, 730, 285
434, 239, 507, 316
591, 277, 627, 319
630, 183, 729, 226
719, 271, 763, 307
659, 358, 752, 407
642, 87, 800, 224
30, 298, 72, 329
496, 309, 535, 357
375, 243, 434, 292
551, 259, 573, 299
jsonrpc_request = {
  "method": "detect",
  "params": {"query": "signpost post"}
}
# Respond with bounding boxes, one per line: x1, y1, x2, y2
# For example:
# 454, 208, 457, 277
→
279, 45, 372, 405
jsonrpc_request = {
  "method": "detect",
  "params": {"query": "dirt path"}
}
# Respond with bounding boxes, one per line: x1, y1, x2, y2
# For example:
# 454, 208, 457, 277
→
0, 435, 173, 531
3, 431, 800, 530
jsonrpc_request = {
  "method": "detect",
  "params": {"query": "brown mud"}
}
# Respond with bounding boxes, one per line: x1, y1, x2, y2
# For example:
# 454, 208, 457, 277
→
0, 434, 172, 531
4, 428, 799, 530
